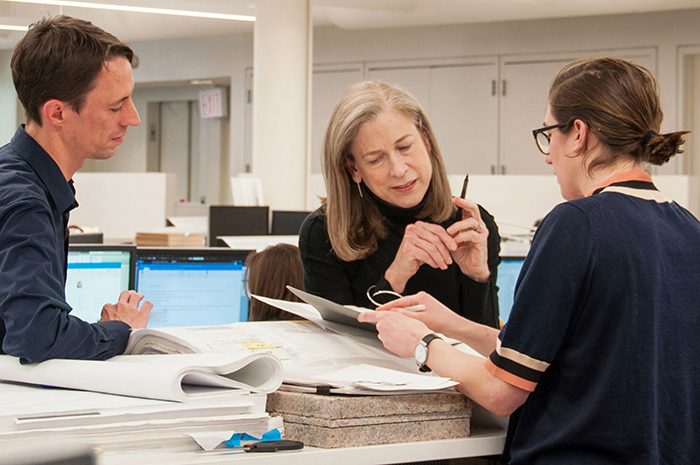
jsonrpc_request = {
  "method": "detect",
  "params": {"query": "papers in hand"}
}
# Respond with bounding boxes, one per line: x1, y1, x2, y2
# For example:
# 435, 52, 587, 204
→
285, 286, 377, 331
252, 289, 376, 333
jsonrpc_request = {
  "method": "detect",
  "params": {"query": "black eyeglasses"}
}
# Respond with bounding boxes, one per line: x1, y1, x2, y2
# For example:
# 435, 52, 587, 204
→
532, 123, 566, 155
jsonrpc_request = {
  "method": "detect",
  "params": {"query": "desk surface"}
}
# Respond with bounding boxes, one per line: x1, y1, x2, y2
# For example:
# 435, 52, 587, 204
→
218, 235, 299, 251
98, 425, 506, 465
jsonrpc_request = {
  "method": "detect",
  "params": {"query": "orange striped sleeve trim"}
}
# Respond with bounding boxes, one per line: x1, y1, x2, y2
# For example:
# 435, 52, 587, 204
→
485, 358, 538, 392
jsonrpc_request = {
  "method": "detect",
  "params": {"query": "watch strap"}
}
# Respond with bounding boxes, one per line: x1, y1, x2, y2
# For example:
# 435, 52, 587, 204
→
417, 333, 441, 373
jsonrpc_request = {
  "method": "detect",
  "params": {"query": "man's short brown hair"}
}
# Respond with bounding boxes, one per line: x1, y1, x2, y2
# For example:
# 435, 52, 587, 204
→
11, 15, 134, 126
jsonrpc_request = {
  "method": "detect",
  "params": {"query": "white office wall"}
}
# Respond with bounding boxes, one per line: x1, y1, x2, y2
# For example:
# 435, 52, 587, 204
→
0, 50, 16, 143
71, 172, 177, 242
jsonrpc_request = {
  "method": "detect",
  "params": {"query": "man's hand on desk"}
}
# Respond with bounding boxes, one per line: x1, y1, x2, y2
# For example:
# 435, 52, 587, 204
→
100, 290, 152, 329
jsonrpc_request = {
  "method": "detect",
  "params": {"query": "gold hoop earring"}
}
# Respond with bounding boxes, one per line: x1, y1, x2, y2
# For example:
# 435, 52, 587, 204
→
356, 180, 363, 198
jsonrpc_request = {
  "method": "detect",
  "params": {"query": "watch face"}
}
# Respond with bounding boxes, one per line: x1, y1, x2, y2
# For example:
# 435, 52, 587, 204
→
414, 343, 428, 365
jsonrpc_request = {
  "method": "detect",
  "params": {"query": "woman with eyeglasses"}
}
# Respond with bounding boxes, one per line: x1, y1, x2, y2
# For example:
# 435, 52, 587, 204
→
299, 81, 502, 329
360, 57, 700, 463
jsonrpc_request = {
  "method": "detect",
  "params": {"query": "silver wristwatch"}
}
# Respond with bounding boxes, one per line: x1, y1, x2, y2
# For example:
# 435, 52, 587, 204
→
414, 333, 441, 373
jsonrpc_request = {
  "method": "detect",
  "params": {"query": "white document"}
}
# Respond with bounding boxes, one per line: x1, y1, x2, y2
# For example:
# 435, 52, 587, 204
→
312, 364, 458, 392
284, 286, 376, 331
251, 295, 360, 333
0, 352, 283, 402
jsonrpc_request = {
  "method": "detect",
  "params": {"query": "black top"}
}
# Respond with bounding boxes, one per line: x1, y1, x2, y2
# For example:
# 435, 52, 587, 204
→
299, 193, 501, 328
0, 126, 131, 364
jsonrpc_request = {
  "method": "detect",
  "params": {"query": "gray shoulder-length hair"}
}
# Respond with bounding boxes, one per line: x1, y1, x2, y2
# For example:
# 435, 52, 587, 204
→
322, 80, 454, 262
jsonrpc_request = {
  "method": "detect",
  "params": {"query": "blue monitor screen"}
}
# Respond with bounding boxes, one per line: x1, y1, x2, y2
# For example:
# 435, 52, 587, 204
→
497, 257, 525, 324
135, 248, 251, 328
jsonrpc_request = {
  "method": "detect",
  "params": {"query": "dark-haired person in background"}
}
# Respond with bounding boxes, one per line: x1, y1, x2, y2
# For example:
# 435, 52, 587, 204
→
245, 244, 305, 321
0, 16, 151, 364
361, 57, 700, 463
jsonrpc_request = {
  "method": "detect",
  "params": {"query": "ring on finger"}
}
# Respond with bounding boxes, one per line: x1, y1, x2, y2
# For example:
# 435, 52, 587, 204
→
476, 223, 483, 233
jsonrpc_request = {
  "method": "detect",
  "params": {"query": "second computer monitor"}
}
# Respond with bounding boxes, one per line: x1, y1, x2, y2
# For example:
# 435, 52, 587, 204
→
270, 210, 310, 236
134, 248, 253, 328
496, 255, 526, 324
209, 206, 269, 247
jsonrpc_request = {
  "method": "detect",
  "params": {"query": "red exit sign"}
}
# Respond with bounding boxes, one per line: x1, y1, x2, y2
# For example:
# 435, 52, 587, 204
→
199, 88, 228, 118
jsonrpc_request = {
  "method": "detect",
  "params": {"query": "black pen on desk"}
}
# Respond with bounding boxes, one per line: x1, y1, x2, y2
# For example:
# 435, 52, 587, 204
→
460, 174, 469, 199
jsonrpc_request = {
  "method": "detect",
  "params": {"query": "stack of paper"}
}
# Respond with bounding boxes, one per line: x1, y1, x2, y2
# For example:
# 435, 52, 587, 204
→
0, 381, 282, 452
0, 352, 283, 402
135, 230, 205, 247
0, 352, 286, 452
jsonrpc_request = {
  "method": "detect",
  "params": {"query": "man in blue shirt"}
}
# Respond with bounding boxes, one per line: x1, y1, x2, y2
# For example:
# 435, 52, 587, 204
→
0, 16, 152, 364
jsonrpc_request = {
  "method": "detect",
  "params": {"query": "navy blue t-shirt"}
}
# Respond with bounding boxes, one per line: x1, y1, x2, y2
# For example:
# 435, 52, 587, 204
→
486, 174, 700, 464
0, 126, 130, 363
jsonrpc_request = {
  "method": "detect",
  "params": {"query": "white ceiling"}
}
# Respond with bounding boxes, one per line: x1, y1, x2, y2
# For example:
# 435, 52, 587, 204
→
0, 0, 698, 49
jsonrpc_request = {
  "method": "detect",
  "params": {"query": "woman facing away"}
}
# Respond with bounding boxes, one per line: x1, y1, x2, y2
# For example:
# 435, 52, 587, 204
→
359, 57, 700, 464
245, 244, 305, 322
300, 81, 502, 328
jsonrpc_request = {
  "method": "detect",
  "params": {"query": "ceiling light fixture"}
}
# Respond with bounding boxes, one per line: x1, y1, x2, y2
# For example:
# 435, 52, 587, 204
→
0, 24, 29, 31
3, 0, 256, 22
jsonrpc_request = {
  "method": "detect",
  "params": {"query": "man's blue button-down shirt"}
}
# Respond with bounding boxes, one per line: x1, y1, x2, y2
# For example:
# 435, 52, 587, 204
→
0, 126, 130, 363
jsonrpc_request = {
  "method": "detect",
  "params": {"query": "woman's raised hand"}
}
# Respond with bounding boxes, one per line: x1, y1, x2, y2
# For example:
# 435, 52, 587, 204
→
384, 221, 458, 293
447, 197, 490, 283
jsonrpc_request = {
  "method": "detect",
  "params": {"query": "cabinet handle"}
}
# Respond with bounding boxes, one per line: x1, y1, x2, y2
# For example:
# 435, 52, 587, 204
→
501, 80, 506, 96
490, 165, 496, 175
500, 165, 506, 175
491, 80, 496, 96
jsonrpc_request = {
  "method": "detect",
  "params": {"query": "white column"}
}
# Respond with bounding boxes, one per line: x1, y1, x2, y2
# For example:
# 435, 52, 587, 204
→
252, 0, 311, 210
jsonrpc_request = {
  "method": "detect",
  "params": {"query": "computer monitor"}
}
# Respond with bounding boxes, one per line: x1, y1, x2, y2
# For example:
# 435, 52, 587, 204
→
134, 248, 253, 328
270, 210, 310, 235
497, 255, 526, 324
66, 245, 136, 323
68, 231, 104, 244
209, 206, 269, 247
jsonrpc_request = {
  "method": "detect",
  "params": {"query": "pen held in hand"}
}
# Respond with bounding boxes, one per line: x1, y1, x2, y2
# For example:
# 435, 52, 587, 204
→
403, 304, 426, 312
460, 174, 469, 199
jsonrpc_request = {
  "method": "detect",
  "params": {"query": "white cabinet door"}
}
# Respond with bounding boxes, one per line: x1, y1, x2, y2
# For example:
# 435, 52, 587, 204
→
367, 62, 498, 175
429, 64, 498, 175
499, 59, 574, 175
311, 67, 364, 174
